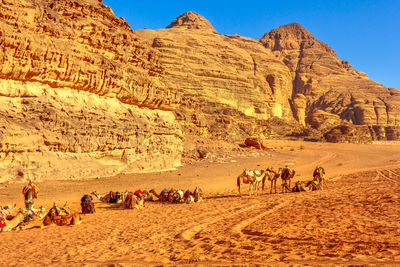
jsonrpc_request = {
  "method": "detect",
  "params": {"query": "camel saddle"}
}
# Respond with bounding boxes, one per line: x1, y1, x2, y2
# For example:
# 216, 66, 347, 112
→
245, 170, 254, 176
245, 170, 261, 176
22, 183, 39, 198
51, 205, 72, 221
0, 212, 6, 228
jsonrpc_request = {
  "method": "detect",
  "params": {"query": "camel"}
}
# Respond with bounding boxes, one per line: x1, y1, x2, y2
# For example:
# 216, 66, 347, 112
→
193, 186, 203, 202
281, 167, 296, 193
237, 169, 268, 197
263, 167, 282, 194
43, 203, 82, 226
148, 187, 203, 203
149, 189, 171, 202
81, 195, 95, 214
123, 193, 144, 209
22, 181, 39, 210
1, 210, 28, 232
313, 166, 327, 190
1, 209, 45, 232
91, 191, 122, 204
169, 189, 184, 203
292, 180, 321, 192
0, 204, 18, 220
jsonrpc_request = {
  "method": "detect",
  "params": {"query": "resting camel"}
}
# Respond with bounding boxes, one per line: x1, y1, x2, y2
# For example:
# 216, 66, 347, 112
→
262, 167, 282, 194
292, 180, 321, 192
0, 204, 18, 220
281, 167, 296, 193
81, 195, 95, 214
148, 187, 203, 203
43, 203, 82, 226
237, 169, 267, 197
1, 209, 46, 232
0, 210, 27, 232
313, 166, 327, 190
123, 193, 144, 209
149, 189, 171, 202
91, 191, 122, 203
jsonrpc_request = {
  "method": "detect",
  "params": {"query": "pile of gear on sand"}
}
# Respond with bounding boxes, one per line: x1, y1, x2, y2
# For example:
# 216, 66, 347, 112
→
0, 182, 204, 232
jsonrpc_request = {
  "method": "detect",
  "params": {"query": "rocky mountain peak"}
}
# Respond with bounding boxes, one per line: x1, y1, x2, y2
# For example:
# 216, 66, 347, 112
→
260, 22, 336, 56
268, 22, 314, 40
166, 11, 217, 32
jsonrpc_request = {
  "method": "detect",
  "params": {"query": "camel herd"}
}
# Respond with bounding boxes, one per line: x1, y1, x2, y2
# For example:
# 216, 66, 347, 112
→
0, 166, 324, 232
237, 166, 326, 196
0, 187, 204, 232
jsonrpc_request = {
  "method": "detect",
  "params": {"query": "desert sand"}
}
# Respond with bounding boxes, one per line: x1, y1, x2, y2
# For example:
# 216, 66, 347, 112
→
0, 140, 400, 266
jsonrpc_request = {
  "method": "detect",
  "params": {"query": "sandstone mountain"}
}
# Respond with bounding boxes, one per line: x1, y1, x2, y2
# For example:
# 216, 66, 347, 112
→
0, 0, 182, 182
0, 3, 399, 182
136, 12, 400, 143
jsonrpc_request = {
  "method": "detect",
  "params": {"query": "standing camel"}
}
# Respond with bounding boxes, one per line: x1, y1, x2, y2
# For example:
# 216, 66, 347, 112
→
313, 166, 327, 190
263, 167, 282, 194
237, 170, 267, 197
281, 166, 296, 193
22, 181, 39, 210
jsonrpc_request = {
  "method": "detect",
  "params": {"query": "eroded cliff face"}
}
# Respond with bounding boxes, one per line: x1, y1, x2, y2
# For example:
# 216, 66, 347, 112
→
136, 12, 298, 142
0, 0, 182, 182
260, 23, 400, 139
137, 13, 400, 143
1, 4, 399, 181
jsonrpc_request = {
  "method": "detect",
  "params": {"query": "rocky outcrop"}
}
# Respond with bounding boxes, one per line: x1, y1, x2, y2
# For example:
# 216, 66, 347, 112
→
136, 12, 296, 142
260, 23, 400, 130
292, 94, 306, 126
244, 138, 268, 150
0, 0, 182, 182
0, 80, 182, 182
324, 125, 372, 144
137, 13, 400, 143
166, 11, 217, 32
306, 110, 341, 130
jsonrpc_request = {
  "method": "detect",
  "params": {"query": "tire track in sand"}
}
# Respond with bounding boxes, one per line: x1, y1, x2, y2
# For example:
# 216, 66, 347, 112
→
178, 203, 257, 242
376, 170, 400, 184
231, 200, 288, 236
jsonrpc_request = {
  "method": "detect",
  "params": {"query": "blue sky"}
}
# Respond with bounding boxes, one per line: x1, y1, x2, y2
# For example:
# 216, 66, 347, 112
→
103, 0, 399, 89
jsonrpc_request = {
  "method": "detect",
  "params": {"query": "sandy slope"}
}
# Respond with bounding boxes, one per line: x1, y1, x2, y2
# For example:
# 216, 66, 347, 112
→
0, 140, 400, 266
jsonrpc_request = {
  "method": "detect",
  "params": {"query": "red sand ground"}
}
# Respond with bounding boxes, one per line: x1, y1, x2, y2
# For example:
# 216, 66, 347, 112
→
0, 140, 399, 266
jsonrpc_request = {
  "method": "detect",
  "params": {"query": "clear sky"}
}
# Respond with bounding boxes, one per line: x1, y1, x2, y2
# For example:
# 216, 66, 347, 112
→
103, 0, 399, 89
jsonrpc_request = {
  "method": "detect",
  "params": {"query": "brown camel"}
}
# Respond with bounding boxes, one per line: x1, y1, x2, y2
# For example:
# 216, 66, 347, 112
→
237, 169, 267, 197
0, 204, 19, 219
281, 166, 296, 193
43, 203, 82, 226
81, 195, 95, 214
123, 193, 144, 209
0, 210, 26, 232
1, 209, 45, 232
91, 191, 122, 204
313, 166, 327, 190
149, 189, 171, 202
263, 167, 282, 194
292, 180, 321, 192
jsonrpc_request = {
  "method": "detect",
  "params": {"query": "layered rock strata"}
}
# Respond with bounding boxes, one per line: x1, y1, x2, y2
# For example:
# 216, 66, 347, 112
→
0, 0, 182, 182
137, 13, 400, 143
136, 12, 297, 142
260, 23, 400, 131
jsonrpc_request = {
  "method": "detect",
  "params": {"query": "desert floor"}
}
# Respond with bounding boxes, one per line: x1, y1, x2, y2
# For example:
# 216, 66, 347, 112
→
0, 140, 400, 266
